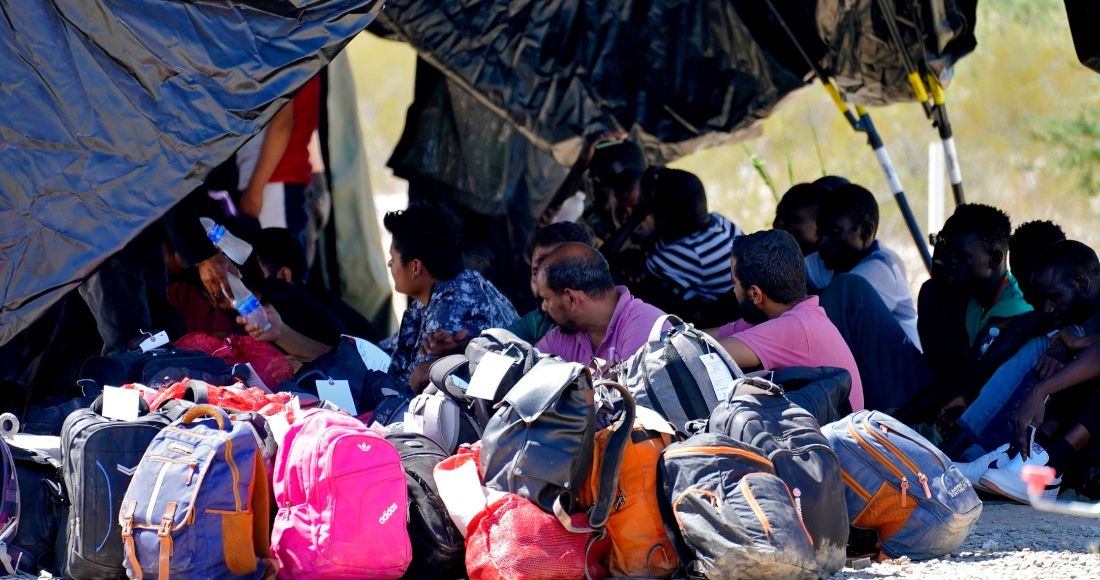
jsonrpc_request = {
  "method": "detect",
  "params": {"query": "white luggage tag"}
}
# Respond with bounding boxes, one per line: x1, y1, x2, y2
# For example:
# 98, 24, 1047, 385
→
101, 386, 140, 422
137, 331, 169, 353
316, 379, 357, 416
465, 351, 515, 400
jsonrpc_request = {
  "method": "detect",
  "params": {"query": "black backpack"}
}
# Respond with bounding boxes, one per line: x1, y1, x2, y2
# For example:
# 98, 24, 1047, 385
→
384, 432, 465, 579
7, 444, 65, 572
291, 337, 412, 414
657, 433, 822, 580
706, 377, 848, 575
768, 367, 853, 427
80, 347, 233, 388
57, 396, 171, 579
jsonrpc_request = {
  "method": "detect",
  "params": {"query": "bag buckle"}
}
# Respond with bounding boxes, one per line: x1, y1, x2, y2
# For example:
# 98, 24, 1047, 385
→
157, 502, 178, 537
121, 516, 133, 538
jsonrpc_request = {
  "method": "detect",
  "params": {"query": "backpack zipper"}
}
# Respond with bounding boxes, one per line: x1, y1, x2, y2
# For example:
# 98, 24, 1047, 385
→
784, 485, 814, 545
840, 469, 872, 501
148, 456, 199, 485
663, 446, 773, 469
846, 422, 909, 507
738, 475, 773, 535
875, 421, 947, 470
862, 418, 932, 499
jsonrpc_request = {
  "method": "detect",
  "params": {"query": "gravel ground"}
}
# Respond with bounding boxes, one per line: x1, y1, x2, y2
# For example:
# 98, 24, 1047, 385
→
831, 499, 1100, 579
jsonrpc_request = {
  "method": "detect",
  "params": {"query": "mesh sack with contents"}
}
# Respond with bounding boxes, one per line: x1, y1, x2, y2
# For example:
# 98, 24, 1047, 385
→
146, 381, 291, 415
465, 493, 610, 580
175, 332, 294, 388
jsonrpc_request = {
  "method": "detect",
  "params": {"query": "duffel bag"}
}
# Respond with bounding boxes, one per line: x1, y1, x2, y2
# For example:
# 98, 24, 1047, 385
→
707, 377, 847, 574
658, 433, 821, 580
619, 315, 742, 430
769, 366, 853, 427
80, 346, 234, 389
822, 410, 982, 560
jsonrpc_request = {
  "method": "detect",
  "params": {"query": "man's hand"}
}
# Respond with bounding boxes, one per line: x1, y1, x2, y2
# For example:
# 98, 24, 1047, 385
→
197, 253, 240, 301
238, 304, 283, 343
582, 129, 629, 166
420, 329, 470, 358
408, 360, 434, 394
1033, 354, 1064, 381
240, 185, 264, 219
1052, 330, 1098, 353
939, 395, 967, 419
1014, 390, 1047, 458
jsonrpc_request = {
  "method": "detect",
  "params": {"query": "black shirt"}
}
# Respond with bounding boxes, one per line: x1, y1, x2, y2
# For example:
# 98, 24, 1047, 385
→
259, 278, 347, 347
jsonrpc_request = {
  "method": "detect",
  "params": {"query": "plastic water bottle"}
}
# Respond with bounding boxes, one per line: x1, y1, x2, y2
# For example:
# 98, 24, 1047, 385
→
552, 192, 586, 223
200, 217, 253, 265
979, 327, 1000, 357
226, 274, 271, 332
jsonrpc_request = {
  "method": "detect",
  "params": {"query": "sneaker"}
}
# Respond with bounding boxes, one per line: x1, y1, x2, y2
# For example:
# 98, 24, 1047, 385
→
955, 443, 1010, 491
979, 443, 1061, 503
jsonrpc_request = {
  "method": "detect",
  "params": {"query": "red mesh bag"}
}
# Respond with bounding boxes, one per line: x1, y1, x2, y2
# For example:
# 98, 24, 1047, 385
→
465, 493, 611, 580
175, 332, 293, 387
148, 381, 291, 415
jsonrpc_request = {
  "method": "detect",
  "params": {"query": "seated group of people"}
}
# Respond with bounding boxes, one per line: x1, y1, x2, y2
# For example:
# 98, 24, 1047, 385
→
173, 135, 1099, 507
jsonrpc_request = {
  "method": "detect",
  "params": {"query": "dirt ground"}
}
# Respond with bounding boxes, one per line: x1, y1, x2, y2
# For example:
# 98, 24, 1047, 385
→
831, 499, 1100, 579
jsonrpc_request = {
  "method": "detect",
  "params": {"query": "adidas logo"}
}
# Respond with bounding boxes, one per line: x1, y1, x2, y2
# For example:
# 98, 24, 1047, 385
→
358, 443, 371, 453
378, 503, 398, 524
117, 464, 137, 476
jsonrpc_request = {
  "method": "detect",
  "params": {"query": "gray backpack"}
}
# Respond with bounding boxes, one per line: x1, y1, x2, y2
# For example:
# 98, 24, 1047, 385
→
619, 315, 743, 430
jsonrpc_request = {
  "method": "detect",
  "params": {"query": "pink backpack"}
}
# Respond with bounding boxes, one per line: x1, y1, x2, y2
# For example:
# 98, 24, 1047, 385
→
271, 409, 411, 579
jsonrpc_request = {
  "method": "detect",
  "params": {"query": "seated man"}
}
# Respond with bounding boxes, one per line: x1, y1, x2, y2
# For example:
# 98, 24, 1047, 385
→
1010, 220, 1067, 306
707, 230, 865, 411
381, 201, 518, 388
249, 228, 382, 343
807, 183, 919, 350
773, 182, 828, 257
534, 243, 666, 365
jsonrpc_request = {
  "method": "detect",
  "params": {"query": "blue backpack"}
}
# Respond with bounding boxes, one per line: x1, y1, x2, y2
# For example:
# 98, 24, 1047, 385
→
119, 405, 271, 580
822, 411, 982, 560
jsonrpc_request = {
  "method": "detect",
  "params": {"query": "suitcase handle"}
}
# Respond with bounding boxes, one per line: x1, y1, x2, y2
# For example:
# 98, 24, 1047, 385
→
180, 404, 231, 431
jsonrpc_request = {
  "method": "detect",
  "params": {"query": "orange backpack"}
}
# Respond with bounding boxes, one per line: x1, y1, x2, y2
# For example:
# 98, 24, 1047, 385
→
580, 419, 679, 578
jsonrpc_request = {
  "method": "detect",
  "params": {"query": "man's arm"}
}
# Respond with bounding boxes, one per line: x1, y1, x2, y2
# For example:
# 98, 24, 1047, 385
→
1015, 335, 1100, 454
240, 103, 295, 218
239, 304, 331, 362
717, 336, 762, 369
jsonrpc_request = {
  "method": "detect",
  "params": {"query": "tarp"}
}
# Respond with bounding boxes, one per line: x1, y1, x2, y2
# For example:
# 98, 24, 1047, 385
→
0, 0, 382, 346
376, 0, 977, 166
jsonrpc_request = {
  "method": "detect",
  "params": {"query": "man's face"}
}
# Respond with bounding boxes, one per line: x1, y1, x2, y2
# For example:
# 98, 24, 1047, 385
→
817, 212, 869, 272
731, 257, 769, 325
387, 242, 415, 296
943, 233, 997, 291
1033, 268, 1092, 326
774, 207, 818, 256
530, 245, 557, 298
535, 270, 578, 331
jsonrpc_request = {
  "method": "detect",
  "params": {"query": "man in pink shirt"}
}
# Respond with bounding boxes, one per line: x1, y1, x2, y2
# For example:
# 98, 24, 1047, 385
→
535, 243, 667, 365
707, 230, 865, 410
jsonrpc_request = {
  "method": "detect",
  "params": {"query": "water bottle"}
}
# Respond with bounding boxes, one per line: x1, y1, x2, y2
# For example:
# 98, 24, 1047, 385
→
979, 327, 1000, 357
552, 192, 586, 223
200, 217, 253, 265
226, 274, 271, 332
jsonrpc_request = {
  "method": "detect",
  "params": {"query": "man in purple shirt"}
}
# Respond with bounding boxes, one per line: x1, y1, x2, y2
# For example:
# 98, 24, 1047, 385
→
535, 243, 666, 365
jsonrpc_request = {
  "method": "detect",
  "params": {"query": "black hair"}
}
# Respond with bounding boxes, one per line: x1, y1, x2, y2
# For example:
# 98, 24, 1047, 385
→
1010, 221, 1066, 261
1036, 240, 1100, 281
532, 222, 593, 251
775, 183, 827, 220
813, 175, 851, 192
941, 203, 1012, 250
589, 140, 647, 178
541, 243, 616, 299
383, 200, 465, 281
653, 168, 709, 241
248, 228, 306, 283
818, 183, 879, 231
464, 240, 494, 279
730, 230, 807, 304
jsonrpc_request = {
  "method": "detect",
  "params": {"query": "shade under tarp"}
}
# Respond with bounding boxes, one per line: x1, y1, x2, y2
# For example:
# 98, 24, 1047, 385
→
0, 0, 382, 346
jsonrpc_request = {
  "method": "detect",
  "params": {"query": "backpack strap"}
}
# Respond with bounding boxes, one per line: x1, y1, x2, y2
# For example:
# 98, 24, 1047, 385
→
647, 314, 686, 342
586, 380, 637, 529
180, 405, 231, 431
183, 380, 210, 405
157, 502, 177, 580
121, 500, 142, 579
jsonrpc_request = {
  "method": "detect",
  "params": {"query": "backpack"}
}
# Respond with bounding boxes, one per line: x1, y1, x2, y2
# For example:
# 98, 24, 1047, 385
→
7, 442, 64, 570
480, 359, 636, 529
270, 409, 411, 579
58, 396, 171, 579
465, 329, 540, 406
769, 367, 853, 427
657, 433, 822, 580
384, 432, 465, 579
706, 377, 848, 574
822, 410, 983, 560
80, 347, 234, 389
292, 336, 412, 415
619, 315, 743, 430
578, 419, 679, 578
0, 435, 23, 576
387, 355, 483, 452
119, 405, 272, 579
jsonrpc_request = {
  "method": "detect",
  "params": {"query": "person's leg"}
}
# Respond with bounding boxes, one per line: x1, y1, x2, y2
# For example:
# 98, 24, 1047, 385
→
78, 234, 156, 356
957, 335, 1051, 440
820, 274, 937, 412
281, 183, 311, 265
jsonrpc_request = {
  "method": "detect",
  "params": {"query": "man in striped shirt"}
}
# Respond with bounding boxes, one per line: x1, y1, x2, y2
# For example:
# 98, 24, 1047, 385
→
644, 169, 741, 302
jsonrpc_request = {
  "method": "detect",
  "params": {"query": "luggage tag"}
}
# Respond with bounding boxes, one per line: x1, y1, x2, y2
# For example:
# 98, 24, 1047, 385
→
137, 330, 169, 353
102, 386, 141, 421
316, 379, 357, 416
635, 406, 676, 436
402, 412, 425, 434
699, 353, 734, 402
466, 351, 515, 400
267, 412, 292, 448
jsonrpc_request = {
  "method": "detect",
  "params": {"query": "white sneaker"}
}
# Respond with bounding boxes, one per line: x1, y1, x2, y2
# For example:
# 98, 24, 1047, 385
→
979, 443, 1061, 503
955, 443, 1010, 491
